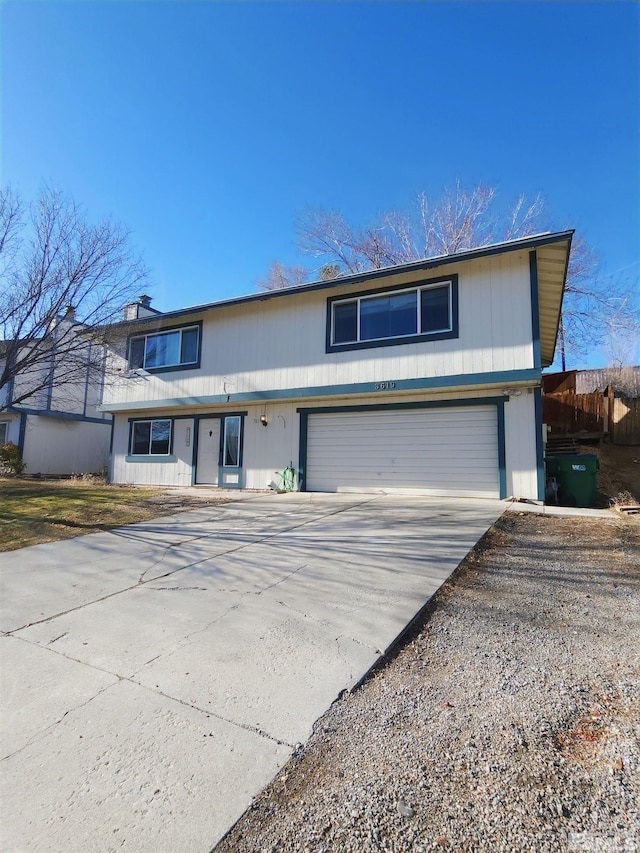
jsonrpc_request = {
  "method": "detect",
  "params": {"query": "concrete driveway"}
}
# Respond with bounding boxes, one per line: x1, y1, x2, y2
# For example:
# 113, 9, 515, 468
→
0, 492, 503, 853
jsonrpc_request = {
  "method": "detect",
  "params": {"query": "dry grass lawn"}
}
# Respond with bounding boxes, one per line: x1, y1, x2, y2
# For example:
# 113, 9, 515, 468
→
0, 478, 203, 552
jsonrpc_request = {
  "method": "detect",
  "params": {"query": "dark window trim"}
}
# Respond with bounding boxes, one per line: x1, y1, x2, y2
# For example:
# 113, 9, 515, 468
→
125, 454, 178, 463
297, 395, 507, 498
127, 417, 174, 458
221, 414, 244, 468
126, 320, 202, 374
126, 410, 248, 424
325, 275, 458, 353
190, 413, 245, 486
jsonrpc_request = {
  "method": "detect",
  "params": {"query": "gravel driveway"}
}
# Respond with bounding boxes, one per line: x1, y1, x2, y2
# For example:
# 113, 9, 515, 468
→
216, 512, 640, 853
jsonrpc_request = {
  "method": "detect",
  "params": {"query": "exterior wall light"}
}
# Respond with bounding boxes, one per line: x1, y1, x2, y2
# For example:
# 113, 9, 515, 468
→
260, 415, 269, 427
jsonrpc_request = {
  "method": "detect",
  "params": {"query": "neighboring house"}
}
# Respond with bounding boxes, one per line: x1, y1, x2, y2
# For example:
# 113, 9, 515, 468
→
0, 310, 114, 476
543, 368, 640, 398
100, 231, 573, 501
576, 367, 640, 398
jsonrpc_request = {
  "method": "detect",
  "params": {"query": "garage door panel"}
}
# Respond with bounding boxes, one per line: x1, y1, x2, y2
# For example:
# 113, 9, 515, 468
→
306, 406, 499, 497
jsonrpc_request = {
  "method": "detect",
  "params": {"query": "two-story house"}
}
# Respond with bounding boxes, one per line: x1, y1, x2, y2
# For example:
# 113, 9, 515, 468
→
100, 231, 572, 501
0, 309, 113, 476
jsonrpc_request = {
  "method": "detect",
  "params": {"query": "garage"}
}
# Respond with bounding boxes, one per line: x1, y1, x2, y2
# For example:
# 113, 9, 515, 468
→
302, 402, 502, 497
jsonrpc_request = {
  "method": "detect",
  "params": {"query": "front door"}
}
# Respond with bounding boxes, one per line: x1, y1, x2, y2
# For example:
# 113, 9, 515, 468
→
196, 418, 221, 484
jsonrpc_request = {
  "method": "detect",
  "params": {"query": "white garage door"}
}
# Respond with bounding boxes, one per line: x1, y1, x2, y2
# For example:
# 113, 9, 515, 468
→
305, 405, 499, 497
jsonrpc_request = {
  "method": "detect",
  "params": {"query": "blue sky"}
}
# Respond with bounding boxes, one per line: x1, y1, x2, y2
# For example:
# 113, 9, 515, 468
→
2, 1, 639, 363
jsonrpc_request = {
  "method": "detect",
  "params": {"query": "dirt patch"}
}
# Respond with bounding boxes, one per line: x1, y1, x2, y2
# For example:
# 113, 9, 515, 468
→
589, 443, 640, 506
215, 513, 640, 853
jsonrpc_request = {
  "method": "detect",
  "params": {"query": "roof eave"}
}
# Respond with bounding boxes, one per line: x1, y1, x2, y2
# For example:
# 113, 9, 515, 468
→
110, 230, 576, 331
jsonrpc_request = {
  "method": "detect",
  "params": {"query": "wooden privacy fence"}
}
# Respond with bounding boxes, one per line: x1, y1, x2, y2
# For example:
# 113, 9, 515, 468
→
611, 396, 640, 445
543, 391, 605, 435
543, 388, 640, 445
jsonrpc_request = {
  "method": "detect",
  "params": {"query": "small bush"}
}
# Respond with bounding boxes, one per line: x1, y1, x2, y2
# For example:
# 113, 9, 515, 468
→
0, 442, 26, 475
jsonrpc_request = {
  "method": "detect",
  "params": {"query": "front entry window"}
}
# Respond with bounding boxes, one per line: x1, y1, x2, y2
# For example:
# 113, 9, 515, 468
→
223, 416, 241, 467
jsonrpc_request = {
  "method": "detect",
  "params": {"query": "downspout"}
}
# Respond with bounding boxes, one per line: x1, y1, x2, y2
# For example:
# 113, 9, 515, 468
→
107, 417, 115, 483
18, 411, 27, 460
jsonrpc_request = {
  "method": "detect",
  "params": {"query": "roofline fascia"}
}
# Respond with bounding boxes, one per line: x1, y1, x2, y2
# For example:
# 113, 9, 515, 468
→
109, 230, 576, 330
544, 230, 574, 368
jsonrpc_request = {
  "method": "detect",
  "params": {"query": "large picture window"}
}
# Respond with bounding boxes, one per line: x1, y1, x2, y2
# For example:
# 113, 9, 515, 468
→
130, 419, 173, 456
128, 324, 201, 372
327, 278, 457, 352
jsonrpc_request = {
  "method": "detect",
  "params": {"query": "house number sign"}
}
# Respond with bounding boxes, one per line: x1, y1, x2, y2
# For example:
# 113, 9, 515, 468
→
374, 381, 396, 391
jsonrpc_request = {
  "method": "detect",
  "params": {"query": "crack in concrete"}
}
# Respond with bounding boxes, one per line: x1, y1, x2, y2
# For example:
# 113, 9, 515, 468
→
47, 631, 68, 645
1, 678, 120, 762
135, 560, 318, 669
2, 496, 386, 762
131, 599, 244, 669
336, 632, 382, 654
255, 563, 308, 595
3, 633, 294, 760
124, 676, 296, 750
7, 495, 383, 636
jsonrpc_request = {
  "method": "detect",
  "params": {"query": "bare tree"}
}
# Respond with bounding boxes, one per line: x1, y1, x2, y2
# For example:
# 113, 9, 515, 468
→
0, 186, 148, 412
556, 236, 639, 370
294, 183, 533, 273
427, 181, 497, 254
257, 260, 309, 292
258, 180, 638, 368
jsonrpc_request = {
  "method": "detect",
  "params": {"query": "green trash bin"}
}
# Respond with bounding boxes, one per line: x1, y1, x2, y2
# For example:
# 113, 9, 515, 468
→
545, 454, 599, 508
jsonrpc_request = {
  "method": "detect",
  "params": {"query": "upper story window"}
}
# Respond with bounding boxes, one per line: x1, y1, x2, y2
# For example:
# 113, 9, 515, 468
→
128, 322, 201, 372
327, 276, 458, 353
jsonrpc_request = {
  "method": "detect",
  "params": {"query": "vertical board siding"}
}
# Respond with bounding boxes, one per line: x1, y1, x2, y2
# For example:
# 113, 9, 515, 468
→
242, 402, 300, 490
109, 390, 540, 501
22, 417, 111, 476
111, 415, 194, 486
504, 391, 538, 500
102, 253, 535, 410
